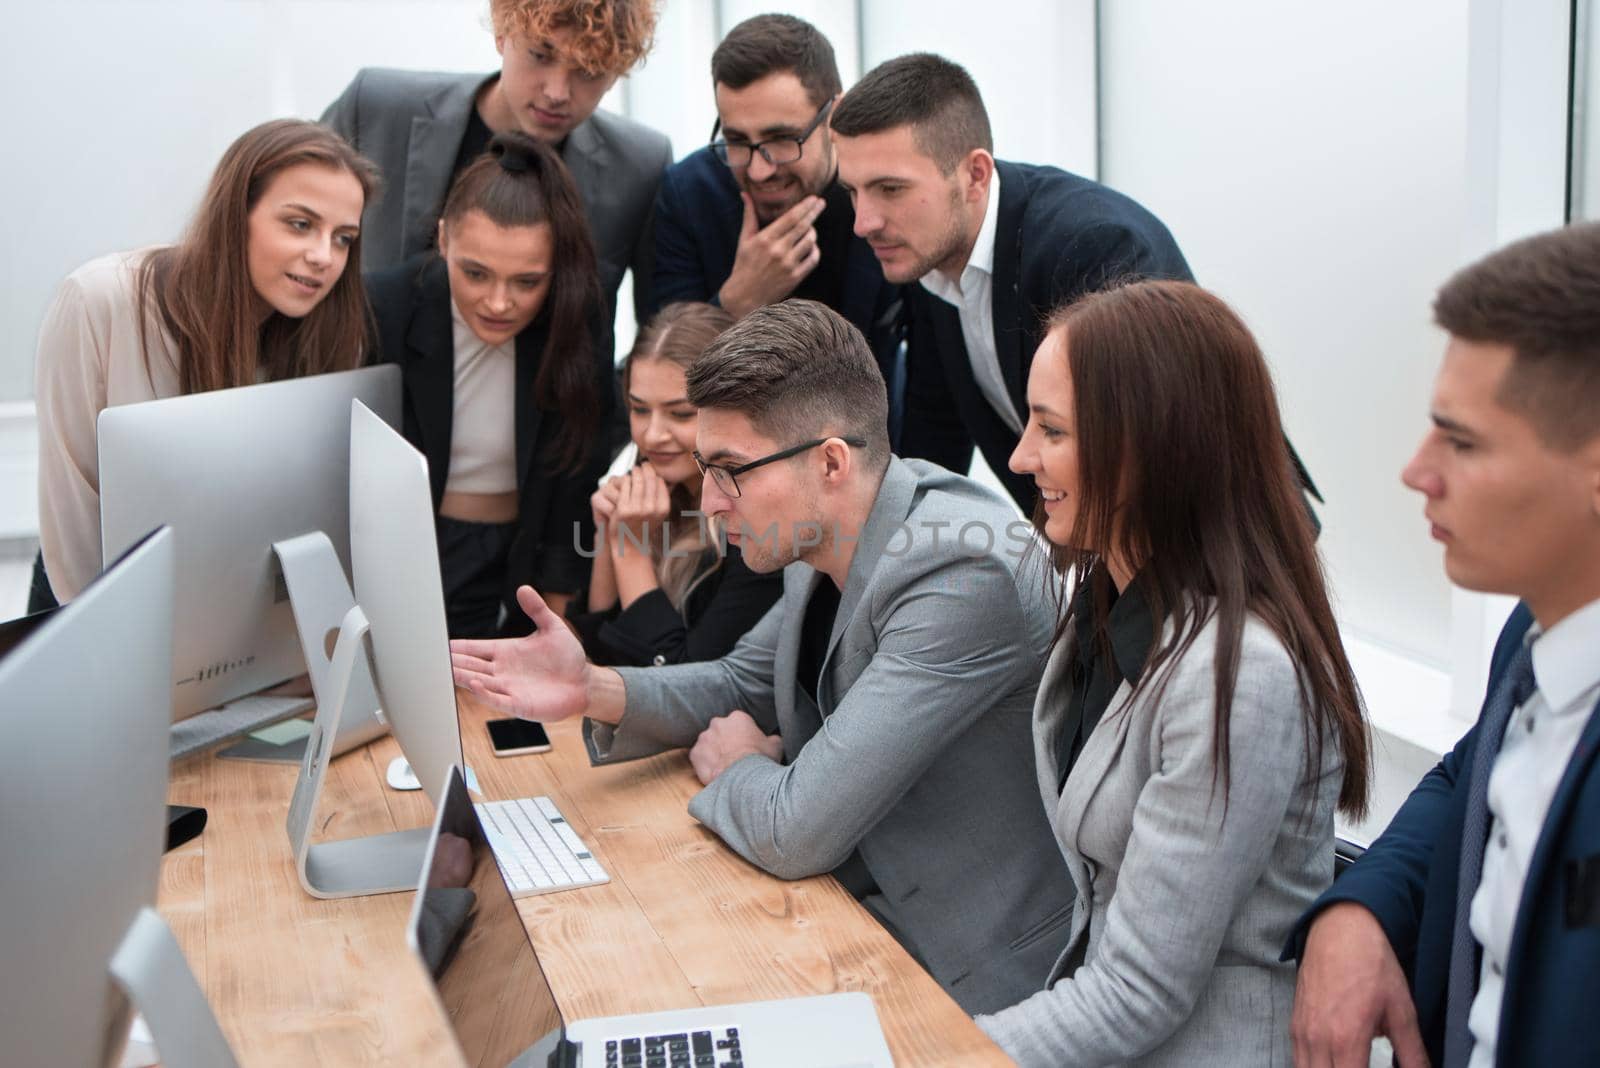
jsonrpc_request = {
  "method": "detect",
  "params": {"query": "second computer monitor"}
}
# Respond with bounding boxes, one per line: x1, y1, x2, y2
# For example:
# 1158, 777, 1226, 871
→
348, 399, 463, 805
98, 365, 401, 721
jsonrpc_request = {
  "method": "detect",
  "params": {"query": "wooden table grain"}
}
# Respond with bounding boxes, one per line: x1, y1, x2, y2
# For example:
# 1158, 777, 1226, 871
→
157, 697, 1011, 1066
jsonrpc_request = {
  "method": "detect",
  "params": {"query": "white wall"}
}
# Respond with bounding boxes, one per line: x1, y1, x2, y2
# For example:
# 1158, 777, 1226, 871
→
861, 0, 1098, 176
1100, 0, 1572, 841
622, 0, 721, 163
1575, 0, 1600, 220
1, 0, 504, 405
1101, 0, 1472, 670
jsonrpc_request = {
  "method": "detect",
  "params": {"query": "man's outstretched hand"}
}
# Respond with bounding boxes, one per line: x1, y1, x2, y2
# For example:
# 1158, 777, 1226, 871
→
450, 586, 590, 722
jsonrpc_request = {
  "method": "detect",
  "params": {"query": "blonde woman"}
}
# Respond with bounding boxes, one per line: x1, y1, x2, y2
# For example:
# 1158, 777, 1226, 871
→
568, 303, 781, 665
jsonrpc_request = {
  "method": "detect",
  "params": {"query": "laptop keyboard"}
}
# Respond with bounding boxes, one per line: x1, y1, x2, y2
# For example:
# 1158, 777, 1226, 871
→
604, 1027, 742, 1068
473, 796, 609, 897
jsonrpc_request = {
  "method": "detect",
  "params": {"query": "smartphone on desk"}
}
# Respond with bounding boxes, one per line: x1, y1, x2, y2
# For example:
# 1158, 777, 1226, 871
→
487, 717, 552, 757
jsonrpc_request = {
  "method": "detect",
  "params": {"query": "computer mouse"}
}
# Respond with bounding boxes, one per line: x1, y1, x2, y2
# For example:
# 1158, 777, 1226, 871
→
386, 756, 421, 791
385, 756, 481, 794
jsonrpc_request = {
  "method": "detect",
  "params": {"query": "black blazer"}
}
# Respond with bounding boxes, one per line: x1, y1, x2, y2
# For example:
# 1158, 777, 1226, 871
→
365, 255, 613, 617
566, 546, 781, 667
900, 160, 1194, 510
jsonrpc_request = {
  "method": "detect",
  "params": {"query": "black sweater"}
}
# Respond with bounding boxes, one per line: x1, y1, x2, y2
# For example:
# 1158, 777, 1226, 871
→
566, 547, 781, 667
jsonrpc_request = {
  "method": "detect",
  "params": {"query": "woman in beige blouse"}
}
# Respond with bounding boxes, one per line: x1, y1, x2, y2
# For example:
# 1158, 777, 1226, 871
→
32, 118, 380, 604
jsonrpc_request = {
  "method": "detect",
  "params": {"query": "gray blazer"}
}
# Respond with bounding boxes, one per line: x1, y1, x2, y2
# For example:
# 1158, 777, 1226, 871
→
320, 68, 671, 322
976, 612, 1343, 1066
583, 458, 1074, 1015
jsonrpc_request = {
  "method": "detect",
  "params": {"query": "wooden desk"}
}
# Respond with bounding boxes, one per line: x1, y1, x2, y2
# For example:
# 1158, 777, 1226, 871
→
159, 698, 1010, 1066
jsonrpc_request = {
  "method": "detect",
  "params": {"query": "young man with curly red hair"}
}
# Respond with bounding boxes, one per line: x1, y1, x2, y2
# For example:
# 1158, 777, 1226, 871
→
323, 0, 670, 325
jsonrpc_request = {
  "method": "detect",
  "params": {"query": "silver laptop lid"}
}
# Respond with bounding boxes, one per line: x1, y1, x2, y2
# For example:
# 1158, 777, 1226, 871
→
98, 364, 401, 722
0, 528, 174, 1067
408, 765, 568, 1068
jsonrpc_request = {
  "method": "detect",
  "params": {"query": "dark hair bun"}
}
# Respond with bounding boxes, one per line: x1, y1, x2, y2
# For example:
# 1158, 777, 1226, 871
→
488, 131, 545, 175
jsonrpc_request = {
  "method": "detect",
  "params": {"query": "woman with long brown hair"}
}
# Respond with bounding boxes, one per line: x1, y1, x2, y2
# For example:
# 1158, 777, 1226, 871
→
567, 302, 782, 666
366, 131, 610, 638
977, 280, 1371, 1066
33, 119, 379, 604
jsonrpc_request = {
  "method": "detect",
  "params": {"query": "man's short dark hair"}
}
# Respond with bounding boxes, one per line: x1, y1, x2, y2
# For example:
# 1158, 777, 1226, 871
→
686, 300, 890, 470
830, 52, 992, 174
711, 14, 841, 109
1434, 222, 1600, 450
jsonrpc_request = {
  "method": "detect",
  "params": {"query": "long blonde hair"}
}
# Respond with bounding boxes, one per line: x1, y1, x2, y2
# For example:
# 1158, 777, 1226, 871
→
622, 303, 736, 610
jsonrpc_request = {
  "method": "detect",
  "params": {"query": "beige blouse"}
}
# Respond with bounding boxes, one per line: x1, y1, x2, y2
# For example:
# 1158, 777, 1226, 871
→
445, 298, 518, 496
34, 247, 182, 601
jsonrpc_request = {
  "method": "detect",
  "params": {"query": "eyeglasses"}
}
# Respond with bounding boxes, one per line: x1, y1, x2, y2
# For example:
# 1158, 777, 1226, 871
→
709, 99, 835, 169
693, 436, 867, 498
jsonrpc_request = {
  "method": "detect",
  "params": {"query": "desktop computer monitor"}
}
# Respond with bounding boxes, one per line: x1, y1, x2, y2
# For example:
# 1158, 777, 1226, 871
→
347, 399, 463, 805
0, 529, 230, 1067
98, 365, 401, 724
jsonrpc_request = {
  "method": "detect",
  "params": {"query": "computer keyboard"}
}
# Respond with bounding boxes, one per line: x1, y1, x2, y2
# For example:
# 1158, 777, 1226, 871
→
169, 692, 316, 760
474, 795, 609, 897
603, 1026, 741, 1068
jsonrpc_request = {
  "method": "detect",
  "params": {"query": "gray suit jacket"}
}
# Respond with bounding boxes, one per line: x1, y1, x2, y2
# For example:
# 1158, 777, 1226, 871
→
321, 68, 671, 323
583, 458, 1074, 1014
977, 612, 1343, 1067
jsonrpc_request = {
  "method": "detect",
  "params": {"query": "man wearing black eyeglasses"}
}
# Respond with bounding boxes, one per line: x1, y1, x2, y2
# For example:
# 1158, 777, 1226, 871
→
650, 14, 906, 438
451, 300, 1072, 1017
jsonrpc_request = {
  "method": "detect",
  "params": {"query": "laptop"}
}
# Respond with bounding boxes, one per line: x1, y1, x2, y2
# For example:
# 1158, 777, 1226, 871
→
408, 765, 895, 1068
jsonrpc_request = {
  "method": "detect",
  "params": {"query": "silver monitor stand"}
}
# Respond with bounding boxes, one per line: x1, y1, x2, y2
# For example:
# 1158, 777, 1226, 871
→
109, 908, 238, 1068
280, 400, 467, 899
216, 530, 387, 764
284, 601, 432, 899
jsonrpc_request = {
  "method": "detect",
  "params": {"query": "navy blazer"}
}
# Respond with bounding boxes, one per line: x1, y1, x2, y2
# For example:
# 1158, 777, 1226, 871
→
899, 160, 1195, 509
364, 255, 613, 617
650, 147, 905, 391
1287, 601, 1600, 1067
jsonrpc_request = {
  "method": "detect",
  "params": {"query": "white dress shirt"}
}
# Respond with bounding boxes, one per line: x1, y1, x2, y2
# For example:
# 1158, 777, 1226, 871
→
918, 170, 1021, 435
1466, 595, 1600, 1068
444, 299, 518, 496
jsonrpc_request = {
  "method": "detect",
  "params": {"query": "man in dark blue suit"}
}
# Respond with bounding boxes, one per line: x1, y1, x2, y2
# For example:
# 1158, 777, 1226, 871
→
830, 53, 1196, 512
650, 14, 904, 435
1288, 222, 1600, 1068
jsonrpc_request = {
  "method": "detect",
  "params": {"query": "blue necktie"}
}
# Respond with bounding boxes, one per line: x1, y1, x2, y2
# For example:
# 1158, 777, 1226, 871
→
1443, 639, 1538, 1067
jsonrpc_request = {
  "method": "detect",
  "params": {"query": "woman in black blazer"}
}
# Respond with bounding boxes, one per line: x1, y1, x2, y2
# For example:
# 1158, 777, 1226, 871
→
366, 132, 610, 637
567, 303, 782, 666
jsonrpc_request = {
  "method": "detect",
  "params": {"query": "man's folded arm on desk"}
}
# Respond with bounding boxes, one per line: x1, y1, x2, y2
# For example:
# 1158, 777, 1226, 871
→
689, 555, 1038, 881
582, 598, 783, 763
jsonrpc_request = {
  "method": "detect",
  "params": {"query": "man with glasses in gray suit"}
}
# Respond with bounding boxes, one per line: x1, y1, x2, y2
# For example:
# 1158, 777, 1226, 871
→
450, 299, 1071, 1016
321, 0, 671, 326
